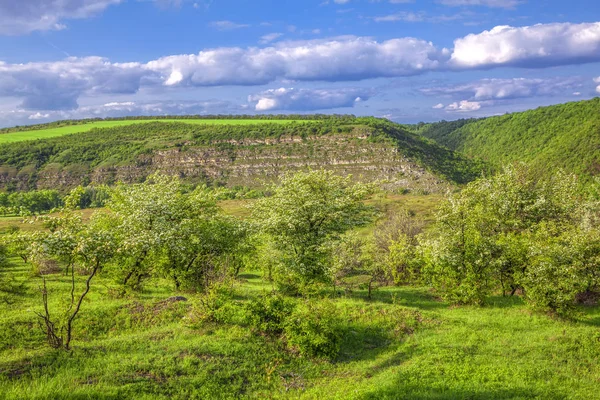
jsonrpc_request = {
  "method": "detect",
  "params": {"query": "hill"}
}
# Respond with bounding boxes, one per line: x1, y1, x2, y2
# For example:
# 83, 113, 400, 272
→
0, 117, 483, 192
413, 98, 600, 179
0, 119, 317, 144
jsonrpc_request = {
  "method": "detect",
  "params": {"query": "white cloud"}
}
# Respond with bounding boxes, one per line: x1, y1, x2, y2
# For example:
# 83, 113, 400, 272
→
2, 22, 600, 116
374, 12, 424, 23
421, 77, 584, 101
595, 77, 600, 93
432, 103, 444, 109
373, 11, 468, 23
0, 0, 123, 35
0, 57, 147, 110
248, 87, 372, 111
0, 100, 240, 127
438, 0, 520, 9
445, 100, 482, 112
0, 37, 443, 111
147, 37, 446, 87
209, 20, 250, 30
451, 22, 600, 68
259, 33, 284, 44
28, 112, 50, 120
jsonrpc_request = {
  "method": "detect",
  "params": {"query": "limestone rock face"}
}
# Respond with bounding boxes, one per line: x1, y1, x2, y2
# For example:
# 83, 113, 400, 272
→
6, 132, 450, 193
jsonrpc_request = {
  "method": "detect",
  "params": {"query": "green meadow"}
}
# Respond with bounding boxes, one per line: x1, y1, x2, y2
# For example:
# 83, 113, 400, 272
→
0, 119, 313, 144
0, 259, 598, 399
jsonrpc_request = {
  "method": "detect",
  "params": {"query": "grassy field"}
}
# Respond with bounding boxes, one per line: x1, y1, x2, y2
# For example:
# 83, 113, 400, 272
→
0, 193, 443, 234
1, 193, 598, 399
0, 258, 598, 399
0, 119, 314, 144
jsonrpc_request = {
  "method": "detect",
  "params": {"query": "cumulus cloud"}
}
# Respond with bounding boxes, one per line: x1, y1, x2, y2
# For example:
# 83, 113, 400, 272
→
0, 57, 148, 110
451, 22, 600, 68
421, 77, 584, 101
432, 103, 444, 109
595, 77, 600, 93
0, 0, 122, 35
248, 87, 372, 111
2, 22, 600, 114
445, 100, 482, 112
438, 0, 520, 8
147, 37, 447, 87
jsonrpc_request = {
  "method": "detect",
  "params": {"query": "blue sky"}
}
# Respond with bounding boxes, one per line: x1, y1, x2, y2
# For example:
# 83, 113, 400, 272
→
0, 0, 599, 127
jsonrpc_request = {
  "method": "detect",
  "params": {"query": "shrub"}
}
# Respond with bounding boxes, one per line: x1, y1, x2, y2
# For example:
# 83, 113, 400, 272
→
522, 225, 600, 318
284, 299, 341, 359
189, 281, 236, 324
244, 292, 295, 335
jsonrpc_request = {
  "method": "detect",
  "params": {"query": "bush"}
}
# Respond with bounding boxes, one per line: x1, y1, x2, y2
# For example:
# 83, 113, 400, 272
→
189, 281, 237, 324
244, 292, 295, 335
522, 225, 600, 318
284, 299, 341, 359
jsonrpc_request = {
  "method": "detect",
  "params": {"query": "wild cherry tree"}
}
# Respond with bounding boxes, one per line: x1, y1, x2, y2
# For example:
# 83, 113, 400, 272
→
251, 170, 374, 287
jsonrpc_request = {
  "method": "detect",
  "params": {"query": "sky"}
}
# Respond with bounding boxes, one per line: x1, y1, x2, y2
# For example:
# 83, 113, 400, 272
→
0, 0, 599, 127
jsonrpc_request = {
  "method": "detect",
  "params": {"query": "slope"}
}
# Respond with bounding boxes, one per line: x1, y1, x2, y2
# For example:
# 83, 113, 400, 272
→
0, 117, 483, 192
414, 98, 600, 178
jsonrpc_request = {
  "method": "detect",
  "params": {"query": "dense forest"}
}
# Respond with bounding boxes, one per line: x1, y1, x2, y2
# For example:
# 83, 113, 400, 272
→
413, 98, 600, 179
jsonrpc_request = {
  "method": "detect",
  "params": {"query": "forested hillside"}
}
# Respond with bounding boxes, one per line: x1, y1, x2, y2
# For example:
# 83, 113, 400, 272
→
413, 98, 600, 179
0, 117, 483, 192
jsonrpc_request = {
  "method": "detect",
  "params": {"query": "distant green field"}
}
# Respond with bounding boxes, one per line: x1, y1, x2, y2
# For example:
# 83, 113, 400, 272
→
0, 119, 312, 144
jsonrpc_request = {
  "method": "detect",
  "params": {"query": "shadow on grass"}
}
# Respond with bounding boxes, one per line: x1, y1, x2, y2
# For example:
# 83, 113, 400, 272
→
358, 384, 566, 400
236, 273, 261, 280
336, 325, 396, 364
484, 295, 525, 308
336, 286, 449, 311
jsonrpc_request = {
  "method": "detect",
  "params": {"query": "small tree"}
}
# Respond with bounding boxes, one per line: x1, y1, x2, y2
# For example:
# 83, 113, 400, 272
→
107, 173, 251, 291
372, 210, 424, 285
251, 170, 374, 288
28, 211, 117, 350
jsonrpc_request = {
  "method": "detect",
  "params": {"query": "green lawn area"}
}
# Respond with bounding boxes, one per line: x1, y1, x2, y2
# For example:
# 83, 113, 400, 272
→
0, 259, 598, 399
0, 119, 314, 144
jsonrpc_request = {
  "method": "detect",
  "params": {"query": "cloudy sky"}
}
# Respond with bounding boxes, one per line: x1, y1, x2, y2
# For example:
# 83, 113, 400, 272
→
0, 0, 599, 126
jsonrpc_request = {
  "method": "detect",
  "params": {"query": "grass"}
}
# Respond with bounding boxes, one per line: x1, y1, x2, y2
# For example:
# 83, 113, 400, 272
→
0, 259, 598, 399
1, 194, 598, 399
0, 120, 314, 144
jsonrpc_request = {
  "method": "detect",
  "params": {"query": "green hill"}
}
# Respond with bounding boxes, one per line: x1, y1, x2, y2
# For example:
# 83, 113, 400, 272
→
413, 98, 600, 179
0, 117, 483, 192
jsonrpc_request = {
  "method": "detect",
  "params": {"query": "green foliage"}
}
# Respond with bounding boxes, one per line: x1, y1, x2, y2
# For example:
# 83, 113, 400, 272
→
284, 299, 342, 359
423, 164, 600, 315
416, 98, 600, 181
189, 280, 237, 324
523, 223, 600, 318
0, 116, 484, 191
252, 170, 374, 286
372, 210, 424, 285
359, 117, 487, 184
0, 189, 63, 215
243, 292, 295, 335
104, 173, 251, 291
